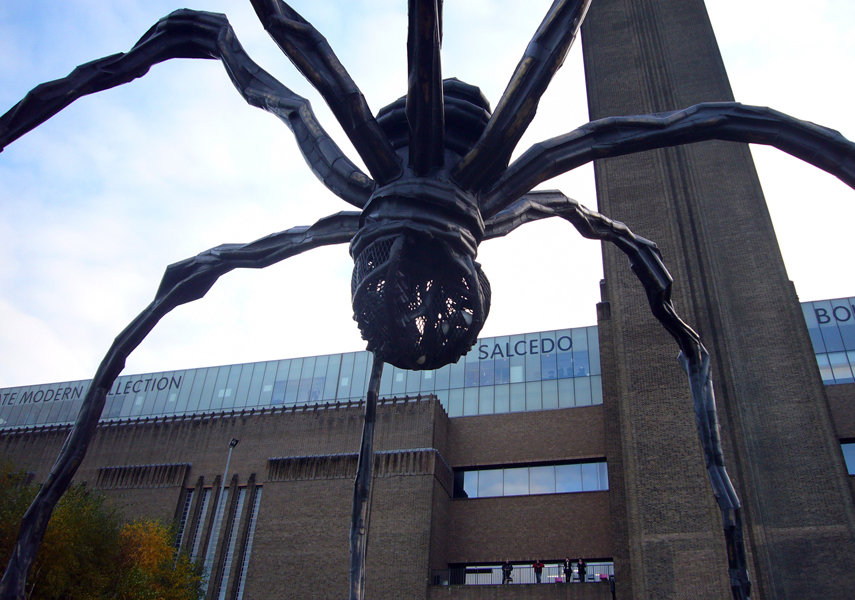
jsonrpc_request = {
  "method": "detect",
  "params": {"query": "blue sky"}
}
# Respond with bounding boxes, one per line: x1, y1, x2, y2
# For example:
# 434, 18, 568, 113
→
1, 0, 854, 388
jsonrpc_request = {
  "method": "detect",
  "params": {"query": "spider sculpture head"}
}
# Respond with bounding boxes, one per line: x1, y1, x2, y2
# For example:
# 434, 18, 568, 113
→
350, 80, 493, 370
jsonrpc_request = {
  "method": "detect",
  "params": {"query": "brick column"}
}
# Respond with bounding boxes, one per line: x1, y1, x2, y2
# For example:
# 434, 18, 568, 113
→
582, 1, 855, 598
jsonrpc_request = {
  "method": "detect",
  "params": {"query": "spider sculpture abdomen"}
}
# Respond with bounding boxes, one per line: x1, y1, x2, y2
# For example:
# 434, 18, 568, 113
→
350, 80, 493, 370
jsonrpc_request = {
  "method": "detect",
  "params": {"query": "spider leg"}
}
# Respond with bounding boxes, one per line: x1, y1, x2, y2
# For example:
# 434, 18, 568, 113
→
406, 0, 445, 175
484, 190, 751, 600
0, 9, 372, 208
452, 0, 591, 192
481, 102, 855, 218
0, 211, 360, 599
250, 1, 403, 185
350, 356, 385, 600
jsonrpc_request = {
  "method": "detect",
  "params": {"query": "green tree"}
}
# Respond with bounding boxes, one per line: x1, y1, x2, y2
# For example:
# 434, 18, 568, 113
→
1, 464, 202, 600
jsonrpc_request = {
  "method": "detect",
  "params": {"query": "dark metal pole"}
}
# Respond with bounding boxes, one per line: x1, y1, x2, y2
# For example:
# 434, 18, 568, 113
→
349, 355, 384, 600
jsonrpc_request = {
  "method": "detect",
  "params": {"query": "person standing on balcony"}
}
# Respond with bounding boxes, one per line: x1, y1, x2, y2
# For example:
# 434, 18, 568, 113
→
577, 558, 587, 583
532, 559, 545, 583
501, 559, 513, 584
563, 557, 573, 583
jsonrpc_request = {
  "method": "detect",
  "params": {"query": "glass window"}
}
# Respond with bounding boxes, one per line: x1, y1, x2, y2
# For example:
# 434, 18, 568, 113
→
406, 369, 421, 394
478, 470, 503, 498
530, 466, 556, 494
494, 336, 510, 384
224, 366, 243, 409
503, 468, 529, 496
478, 386, 494, 415
588, 327, 601, 376
176, 370, 197, 414
591, 376, 603, 406
816, 300, 845, 352
391, 367, 407, 395
556, 464, 583, 493
270, 360, 291, 405
575, 377, 592, 406
463, 471, 479, 498
258, 362, 277, 406
434, 363, 450, 391
284, 358, 303, 404
558, 378, 576, 408
525, 333, 541, 382
582, 462, 599, 491
337, 353, 355, 400
448, 389, 464, 418
509, 335, 525, 382
803, 302, 826, 353
323, 354, 341, 401
830, 300, 855, 351
197, 368, 220, 412
479, 359, 495, 387
351, 353, 369, 398
542, 380, 559, 410
449, 359, 465, 389
420, 368, 436, 393
817, 354, 835, 384
509, 383, 526, 412
210, 367, 232, 410
572, 328, 590, 377
841, 442, 855, 475
297, 356, 316, 404
234, 364, 254, 408
598, 462, 609, 489
464, 360, 480, 387
525, 381, 542, 411
493, 385, 510, 414
829, 352, 854, 384
463, 388, 479, 416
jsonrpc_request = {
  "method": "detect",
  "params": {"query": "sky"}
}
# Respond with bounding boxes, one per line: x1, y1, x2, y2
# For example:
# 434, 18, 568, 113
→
1, 0, 854, 389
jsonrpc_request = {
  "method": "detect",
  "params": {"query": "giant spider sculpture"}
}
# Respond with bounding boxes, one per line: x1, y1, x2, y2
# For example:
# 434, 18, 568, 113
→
2, 1, 855, 599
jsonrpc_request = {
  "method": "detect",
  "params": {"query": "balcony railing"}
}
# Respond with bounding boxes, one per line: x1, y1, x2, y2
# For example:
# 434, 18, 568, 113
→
431, 562, 614, 586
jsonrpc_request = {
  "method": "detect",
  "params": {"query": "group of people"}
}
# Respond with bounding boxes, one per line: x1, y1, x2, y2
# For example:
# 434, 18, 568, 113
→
499, 557, 587, 584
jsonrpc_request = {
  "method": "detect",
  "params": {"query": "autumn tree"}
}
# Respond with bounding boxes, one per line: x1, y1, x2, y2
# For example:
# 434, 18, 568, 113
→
1, 464, 202, 600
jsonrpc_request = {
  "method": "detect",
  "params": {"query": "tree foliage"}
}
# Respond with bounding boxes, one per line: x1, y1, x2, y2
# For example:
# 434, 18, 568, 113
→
1, 464, 203, 600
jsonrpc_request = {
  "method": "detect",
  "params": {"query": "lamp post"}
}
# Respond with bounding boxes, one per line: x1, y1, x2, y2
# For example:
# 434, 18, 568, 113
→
203, 438, 239, 593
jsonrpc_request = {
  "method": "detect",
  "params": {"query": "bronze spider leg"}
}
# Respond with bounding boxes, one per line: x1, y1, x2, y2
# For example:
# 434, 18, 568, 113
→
0, 212, 361, 599
0, 9, 372, 208
250, 0, 402, 185
484, 190, 751, 599
480, 102, 855, 218
453, 0, 591, 192
350, 357, 384, 600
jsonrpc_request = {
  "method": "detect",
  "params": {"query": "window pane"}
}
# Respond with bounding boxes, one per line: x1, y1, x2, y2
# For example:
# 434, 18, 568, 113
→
591, 376, 603, 406
449, 359, 466, 389
479, 386, 494, 415
525, 333, 541, 382
448, 389, 464, 418
464, 361, 480, 387
464, 471, 479, 498
842, 443, 855, 475
463, 388, 479, 416
816, 300, 845, 352
337, 353, 355, 400
572, 328, 590, 376
598, 462, 609, 490
509, 383, 526, 412
817, 354, 835, 383
831, 300, 855, 351
542, 379, 558, 410
391, 366, 407, 395
420, 368, 436, 393
530, 466, 556, 494
525, 381, 542, 411
478, 470, 503, 498
323, 354, 341, 401
575, 377, 592, 406
803, 302, 826, 353
829, 352, 854, 384
582, 463, 599, 491
588, 327, 601, 375
556, 464, 582, 493
493, 385, 509, 414
503, 468, 529, 496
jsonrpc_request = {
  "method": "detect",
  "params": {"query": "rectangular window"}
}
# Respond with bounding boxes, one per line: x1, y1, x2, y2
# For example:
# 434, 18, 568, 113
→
456, 460, 607, 499
842, 442, 855, 475
235, 487, 262, 600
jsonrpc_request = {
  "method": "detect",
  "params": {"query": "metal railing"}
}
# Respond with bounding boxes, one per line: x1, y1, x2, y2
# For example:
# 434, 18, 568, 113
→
431, 562, 614, 586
